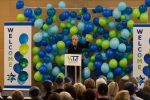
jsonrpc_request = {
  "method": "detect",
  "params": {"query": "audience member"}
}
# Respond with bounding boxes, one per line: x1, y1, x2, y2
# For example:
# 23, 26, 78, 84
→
74, 83, 86, 100
48, 92, 61, 100
108, 82, 119, 100
118, 76, 129, 90
97, 83, 109, 100
82, 89, 96, 100
65, 85, 76, 99
29, 86, 43, 100
114, 90, 130, 100
12, 90, 24, 100
59, 91, 73, 100
84, 78, 95, 89
0, 86, 3, 100
53, 77, 65, 93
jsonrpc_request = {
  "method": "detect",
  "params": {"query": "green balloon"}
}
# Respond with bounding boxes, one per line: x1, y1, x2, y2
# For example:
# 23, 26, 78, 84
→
121, 15, 126, 20
132, 8, 140, 18
57, 41, 65, 49
109, 30, 117, 38
99, 17, 107, 26
88, 62, 94, 71
79, 10, 83, 15
60, 22, 66, 28
43, 24, 49, 30
32, 47, 40, 55
55, 56, 60, 65
60, 55, 64, 65
128, 53, 133, 61
19, 58, 28, 68
119, 58, 128, 69
35, 15, 42, 19
96, 39, 102, 47
52, 15, 57, 22
36, 62, 42, 70
86, 34, 93, 42
67, 23, 72, 28
140, 13, 148, 22
94, 26, 97, 33
34, 71, 43, 81
102, 40, 110, 49
127, 20, 134, 28
18, 71, 28, 81
19, 44, 29, 55
17, 14, 25, 22
33, 55, 41, 64
70, 26, 78, 35
109, 59, 118, 69
57, 72, 65, 78
90, 55, 95, 62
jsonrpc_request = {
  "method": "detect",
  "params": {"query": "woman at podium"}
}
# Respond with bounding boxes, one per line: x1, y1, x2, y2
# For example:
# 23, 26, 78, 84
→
67, 35, 89, 83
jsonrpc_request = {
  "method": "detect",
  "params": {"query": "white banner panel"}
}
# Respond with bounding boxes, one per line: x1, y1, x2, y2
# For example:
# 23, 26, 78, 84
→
133, 24, 150, 88
4, 22, 32, 89
64, 54, 82, 66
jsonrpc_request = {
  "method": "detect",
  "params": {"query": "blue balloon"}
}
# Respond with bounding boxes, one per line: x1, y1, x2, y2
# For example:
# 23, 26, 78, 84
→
106, 49, 115, 59
92, 9, 96, 13
77, 15, 82, 20
97, 26, 104, 35
18, 71, 28, 81
52, 66, 60, 77
114, 67, 123, 76
93, 33, 98, 39
93, 17, 99, 26
116, 24, 123, 31
125, 63, 133, 73
145, 0, 150, 7
70, 11, 77, 18
78, 22, 85, 32
83, 13, 91, 21
84, 22, 94, 33
43, 55, 51, 63
118, 43, 126, 52
47, 54, 54, 61
113, 9, 121, 19
124, 6, 132, 14
46, 63, 52, 71
14, 51, 23, 61
63, 10, 70, 19
39, 65, 48, 74
84, 51, 90, 58
34, 7, 42, 16
102, 8, 112, 17
33, 32, 43, 42
40, 39, 47, 46
17, 78, 25, 85
58, 1, 66, 8
95, 53, 102, 61
126, 44, 132, 52
47, 8, 56, 17
115, 52, 124, 60
83, 58, 90, 66
28, 17, 35, 25
38, 50, 46, 58
94, 61, 102, 69
110, 38, 120, 49
139, 4, 147, 13
101, 63, 110, 74
101, 52, 107, 61
49, 74, 55, 82
95, 68, 102, 77
103, 30, 109, 39
121, 29, 130, 39
60, 66, 65, 73
144, 54, 150, 64
83, 67, 91, 79
45, 44, 52, 53
95, 5, 103, 13
65, 39, 72, 47
107, 72, 114, 80
24, 8, 33, 17
46, 17, 53, 25
90, 44, 97, 52
82, 7, 87, 13
13, 63, 22, 74
59, 13, 66, 21
122, 21, 127, 28
143, 66, 150, 77
109, 22, 116, 28
16, 0, 24, 9
118, 2, 127, 11
34, 19, 43, 29
62, 28, 69, 35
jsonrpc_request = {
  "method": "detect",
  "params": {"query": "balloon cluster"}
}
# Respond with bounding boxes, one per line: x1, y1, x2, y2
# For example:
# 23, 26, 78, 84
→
13, 33, 29, 85
16, 0, 150, 81
143, 53, 150, 77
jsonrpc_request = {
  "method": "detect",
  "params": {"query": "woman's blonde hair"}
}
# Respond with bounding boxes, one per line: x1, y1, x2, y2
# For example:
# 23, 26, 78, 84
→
74, 83, 86, 99
12, 90, 24, 100
108, 81, 119, 100
114, 90, 130, 100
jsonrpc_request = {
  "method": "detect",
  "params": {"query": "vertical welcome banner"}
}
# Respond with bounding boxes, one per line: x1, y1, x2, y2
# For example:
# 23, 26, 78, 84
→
133, 24, 150, 88
4, 22, 32, 89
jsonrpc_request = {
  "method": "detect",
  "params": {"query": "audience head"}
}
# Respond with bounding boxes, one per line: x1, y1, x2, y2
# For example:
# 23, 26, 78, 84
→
119, 76, 130, 90
82, 89, 96, 100
84, 78, 95, 89
64, 77, 72, 84
98, 83, 108, 96
48, 92, 61, 100
74, 83, 86, 99
12, 90, 24, 100
43, 80, 53, 92
108, 81, 119, 99
65, 85, 76, 99
114, 90, 130, 100
96, 78, 107, 88
144, 79, 150, 86
99, 75, 107, 83
143, 85, 150, 93
124, 82, 135, 95
29, 86, 41, 99
59, 91, 73, 100
55, 77, 64, 88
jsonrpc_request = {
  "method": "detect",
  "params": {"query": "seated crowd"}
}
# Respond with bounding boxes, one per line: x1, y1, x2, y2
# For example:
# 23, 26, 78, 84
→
0, 76, 150, 100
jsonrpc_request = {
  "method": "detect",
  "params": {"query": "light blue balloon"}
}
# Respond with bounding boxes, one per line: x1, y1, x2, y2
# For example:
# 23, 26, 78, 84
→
52, 44, 58, 51
33, 32, 43, 42
101, 63, 110, 74
52, 66, 60, 77
58, 48, 66, 54
107, 72, 114, 80
108, 22, 116, 28
47, 3, 52, 9
125, 14, 132, 20
46, 63, 52, 71
113, 8, 121, 19
118, 43, 126, 52
34, 19, 43, 29
121, 29, 130, 39
47, 54, 54, 61
71, 18, 76, 24
58, 1, 66, 8
63, 35, 69, 41
110, 38, 120, 49
101, 52, 107, 61
83, 67, 90, 79
48, 25, 58, 35
78, 22, 85, 32
83, 58, 90, 66
42, 31, 49, 39
118, 2, 127, 11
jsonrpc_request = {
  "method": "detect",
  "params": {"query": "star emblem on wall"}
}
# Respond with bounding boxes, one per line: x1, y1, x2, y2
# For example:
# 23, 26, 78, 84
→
7, 72, 16, 83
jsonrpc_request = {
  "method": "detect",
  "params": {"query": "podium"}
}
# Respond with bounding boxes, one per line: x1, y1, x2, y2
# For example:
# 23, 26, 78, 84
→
64, 54, 82, 83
